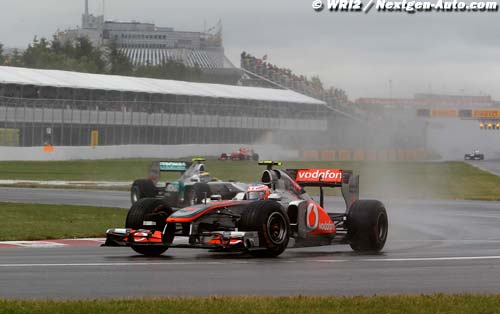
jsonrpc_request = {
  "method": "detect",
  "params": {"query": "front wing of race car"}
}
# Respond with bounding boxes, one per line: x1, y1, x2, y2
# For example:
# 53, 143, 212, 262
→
104, 228, 260, 250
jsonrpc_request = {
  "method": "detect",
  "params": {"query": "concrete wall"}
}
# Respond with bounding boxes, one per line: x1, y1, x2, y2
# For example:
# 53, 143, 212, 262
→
0, 144, 299, 161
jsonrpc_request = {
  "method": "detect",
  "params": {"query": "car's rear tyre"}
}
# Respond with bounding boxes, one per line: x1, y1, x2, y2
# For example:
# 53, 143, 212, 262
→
347, 200, 388, 252
252, 153, 259, 161
239, 200, 290, 257
131, 179, 156, 205
125, 198, 173, 256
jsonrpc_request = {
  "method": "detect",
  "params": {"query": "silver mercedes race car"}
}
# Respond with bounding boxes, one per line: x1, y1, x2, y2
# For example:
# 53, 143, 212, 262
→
130, 158, 247, 207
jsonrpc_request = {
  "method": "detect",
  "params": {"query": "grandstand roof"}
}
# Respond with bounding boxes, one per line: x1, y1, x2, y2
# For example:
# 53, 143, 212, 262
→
0, 66, 325, 105
120, 48, 221, 69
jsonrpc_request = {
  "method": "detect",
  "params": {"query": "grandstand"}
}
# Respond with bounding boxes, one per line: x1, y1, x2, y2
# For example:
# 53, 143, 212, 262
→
0, 66, 330, 147
239, 52, 365, 121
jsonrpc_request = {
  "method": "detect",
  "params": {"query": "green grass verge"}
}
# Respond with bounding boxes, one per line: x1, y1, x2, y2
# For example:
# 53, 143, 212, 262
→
0, 202, 127, 241
1, 295, 500, 314
0, 159, 498, 201
0, 159, 153, 182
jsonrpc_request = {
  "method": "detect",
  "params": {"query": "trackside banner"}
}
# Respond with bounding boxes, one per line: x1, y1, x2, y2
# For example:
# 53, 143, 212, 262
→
295, 169, 343, 183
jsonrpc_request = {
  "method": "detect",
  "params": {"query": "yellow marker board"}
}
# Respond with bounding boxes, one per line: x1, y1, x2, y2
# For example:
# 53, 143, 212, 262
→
430, 109, 458, 118
472, 110, 500, 118
90, 130, 99, 147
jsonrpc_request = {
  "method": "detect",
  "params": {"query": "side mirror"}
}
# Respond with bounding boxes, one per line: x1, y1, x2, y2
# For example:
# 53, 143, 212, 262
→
210, 194, 222, 201
233, 192, 245, 200
268, 193, 281, 201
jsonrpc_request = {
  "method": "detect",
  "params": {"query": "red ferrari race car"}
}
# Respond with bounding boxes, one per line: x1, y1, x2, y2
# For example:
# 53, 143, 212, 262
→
219, 147, 259, 161
103, 161, 388, 257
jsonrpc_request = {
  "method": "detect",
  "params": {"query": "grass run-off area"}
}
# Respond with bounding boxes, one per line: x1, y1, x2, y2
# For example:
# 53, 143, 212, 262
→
0, 202, 127, 241
0, 159, 498, 201
2, 295, 500, 314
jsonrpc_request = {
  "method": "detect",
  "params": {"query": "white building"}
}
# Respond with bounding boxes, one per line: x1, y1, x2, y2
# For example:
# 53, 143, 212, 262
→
58, 0, 229, 69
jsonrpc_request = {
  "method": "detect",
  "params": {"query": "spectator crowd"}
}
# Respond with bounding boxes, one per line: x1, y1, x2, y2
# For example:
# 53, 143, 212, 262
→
240, 52, 354, 111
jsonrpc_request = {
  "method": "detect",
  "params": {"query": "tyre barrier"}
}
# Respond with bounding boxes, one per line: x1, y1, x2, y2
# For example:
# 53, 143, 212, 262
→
302, 150, 320, 161
338, 150, 352, 161
320, 150, 336, 161
301, 148, 431, 161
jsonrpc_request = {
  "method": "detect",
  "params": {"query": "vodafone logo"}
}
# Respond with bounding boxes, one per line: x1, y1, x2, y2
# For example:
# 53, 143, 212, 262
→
306, 203, 319, 230
319, 222, 335, 231
296, 169, 342, 183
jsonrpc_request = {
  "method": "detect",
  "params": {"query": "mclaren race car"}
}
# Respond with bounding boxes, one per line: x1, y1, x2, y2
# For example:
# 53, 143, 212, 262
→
105, 161, 388, 257
464, 149, 484, 161
130, 158, 247, 207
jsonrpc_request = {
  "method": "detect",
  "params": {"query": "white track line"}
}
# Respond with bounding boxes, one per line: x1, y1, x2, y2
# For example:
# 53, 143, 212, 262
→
316, 255, 500, 263
363, 256, 500, 262
0, 261, 255, 268
2, 255, 500, 268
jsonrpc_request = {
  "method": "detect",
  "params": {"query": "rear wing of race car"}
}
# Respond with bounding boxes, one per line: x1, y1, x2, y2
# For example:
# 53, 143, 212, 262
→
148, 158, 206, 181
258, 160, 283, 170
286, 168, 359, 210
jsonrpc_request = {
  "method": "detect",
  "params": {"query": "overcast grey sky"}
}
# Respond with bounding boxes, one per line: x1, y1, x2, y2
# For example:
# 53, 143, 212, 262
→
0, 0, 499, 99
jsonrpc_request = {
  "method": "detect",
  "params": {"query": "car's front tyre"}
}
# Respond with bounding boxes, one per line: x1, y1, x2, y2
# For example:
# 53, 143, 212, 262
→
126, 198, 173, 256
239, 200, 290, 257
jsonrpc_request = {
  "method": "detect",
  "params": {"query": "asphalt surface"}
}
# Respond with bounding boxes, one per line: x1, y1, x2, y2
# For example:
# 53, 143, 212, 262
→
1, 187, 500, 299
468, 159, 500, 176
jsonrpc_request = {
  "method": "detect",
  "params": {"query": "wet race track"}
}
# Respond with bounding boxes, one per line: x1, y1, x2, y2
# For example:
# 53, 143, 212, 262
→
1, 186, 500, 299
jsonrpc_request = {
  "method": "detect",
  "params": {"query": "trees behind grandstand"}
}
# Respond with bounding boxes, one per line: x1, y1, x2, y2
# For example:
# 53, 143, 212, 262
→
21, 37, 106, 73
0, 38, 203, 82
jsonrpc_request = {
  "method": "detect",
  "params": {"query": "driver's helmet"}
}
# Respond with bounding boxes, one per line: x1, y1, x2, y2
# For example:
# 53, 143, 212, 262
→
246, 184, 270, 201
